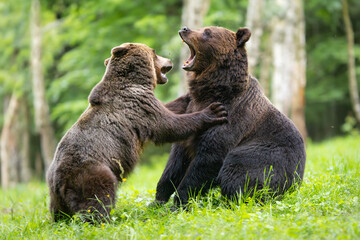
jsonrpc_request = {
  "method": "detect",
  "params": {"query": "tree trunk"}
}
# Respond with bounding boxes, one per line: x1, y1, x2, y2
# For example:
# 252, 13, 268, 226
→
245, 0, 264, 74
1, 94, 31, 189
271, 0, 307, 140
0, 96, 17, 189
271, 0, 293, 116
342, 0, 360, 123
290, 0, 307, 140
178, 0, 210, 95
259, 35, 272, 97
30, 0, 56, 171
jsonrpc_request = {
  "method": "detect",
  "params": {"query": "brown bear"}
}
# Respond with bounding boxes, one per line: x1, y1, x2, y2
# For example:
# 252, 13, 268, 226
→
153, 26, 306, 207
46, 43, 228, 222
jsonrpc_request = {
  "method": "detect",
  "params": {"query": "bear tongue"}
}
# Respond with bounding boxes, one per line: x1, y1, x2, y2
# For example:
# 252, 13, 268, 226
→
183, 56, 194, 67
183, 48, 196, 69
183, 56, 195, 69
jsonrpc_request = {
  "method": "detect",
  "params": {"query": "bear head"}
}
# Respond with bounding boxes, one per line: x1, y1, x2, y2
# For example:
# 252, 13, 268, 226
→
179, 26, 251, 73
105, 43, 172, 85
89, 43, 172, 106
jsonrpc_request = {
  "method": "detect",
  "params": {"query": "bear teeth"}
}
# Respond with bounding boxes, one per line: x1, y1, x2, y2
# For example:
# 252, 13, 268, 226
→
183, 58, 194, 68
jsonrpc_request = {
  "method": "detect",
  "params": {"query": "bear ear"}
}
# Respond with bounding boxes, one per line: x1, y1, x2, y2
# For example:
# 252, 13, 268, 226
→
104, 58, 110, 66
111, 46, 129, 58
236, 27, 251, 48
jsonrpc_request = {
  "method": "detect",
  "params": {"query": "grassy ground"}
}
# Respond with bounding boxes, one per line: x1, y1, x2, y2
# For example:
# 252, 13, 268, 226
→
1, 135, 359, 240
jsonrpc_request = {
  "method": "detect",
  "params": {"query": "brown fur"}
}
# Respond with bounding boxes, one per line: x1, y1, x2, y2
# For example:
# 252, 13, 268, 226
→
46, 43, 227, 222
154, 27, 306, 207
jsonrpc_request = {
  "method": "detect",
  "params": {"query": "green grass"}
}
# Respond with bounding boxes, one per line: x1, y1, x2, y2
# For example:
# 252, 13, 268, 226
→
1, 135, 359, 239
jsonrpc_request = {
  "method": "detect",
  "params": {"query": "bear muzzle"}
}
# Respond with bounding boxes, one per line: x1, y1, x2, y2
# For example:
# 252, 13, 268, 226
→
156, 55, 172, 84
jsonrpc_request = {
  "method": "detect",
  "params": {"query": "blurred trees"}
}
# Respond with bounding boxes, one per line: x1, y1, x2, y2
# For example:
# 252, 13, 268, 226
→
178, 0, 210, 95
246, 0, 360, 140
0, 0, 359, 184
270, 0, 307, 139
1, 96, 30, 189
30, 0, 56, 170
245, 0, 264, 73
0, 0, 32, 188
342, 0, 360, 123
304, 0, 360, 139
246, 0, 307, 140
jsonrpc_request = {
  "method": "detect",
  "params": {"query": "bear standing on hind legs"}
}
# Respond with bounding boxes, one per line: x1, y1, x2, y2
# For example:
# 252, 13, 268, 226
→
46, 43, 228, 222
153, 26, 306, 207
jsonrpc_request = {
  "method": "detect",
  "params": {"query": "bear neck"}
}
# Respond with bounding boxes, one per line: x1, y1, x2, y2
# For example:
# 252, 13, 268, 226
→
188, 48, 249, 104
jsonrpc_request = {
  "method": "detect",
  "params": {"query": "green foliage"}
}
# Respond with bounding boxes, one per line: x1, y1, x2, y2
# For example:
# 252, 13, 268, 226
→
0, 0, 32, 112
0, 135, 359, 239
40, 0, 184, 138
305, 0, 360, 140
0, 1, 32, 130
0, 0, 250, 137
1, 0, 360, 173
40, 0, 248, 158
205, 0, 247, 30
341, 115, 359, 134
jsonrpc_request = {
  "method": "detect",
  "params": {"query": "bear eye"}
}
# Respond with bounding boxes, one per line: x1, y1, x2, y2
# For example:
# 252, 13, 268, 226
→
203, 29, 212, 38
153, 50, 156, 54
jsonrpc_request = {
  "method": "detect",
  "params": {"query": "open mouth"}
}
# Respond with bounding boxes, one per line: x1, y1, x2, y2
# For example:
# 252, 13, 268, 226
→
180, 36, 196, 70
160, 73, 167, 82
159, 65, 172, 84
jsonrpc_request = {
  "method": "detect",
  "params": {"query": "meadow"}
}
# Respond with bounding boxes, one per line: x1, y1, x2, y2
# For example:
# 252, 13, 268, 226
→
0, 135, 359, 240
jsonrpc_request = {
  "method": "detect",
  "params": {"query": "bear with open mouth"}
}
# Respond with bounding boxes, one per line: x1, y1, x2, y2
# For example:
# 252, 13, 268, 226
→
153, 26, 306, 207
46, 43, 228, 222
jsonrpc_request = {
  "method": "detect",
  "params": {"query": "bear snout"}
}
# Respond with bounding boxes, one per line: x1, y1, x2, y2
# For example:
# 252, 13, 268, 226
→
179, 26, 191, 35
157, 56, 173, 74
161, 65, 172, 74
181, 26, 190, 32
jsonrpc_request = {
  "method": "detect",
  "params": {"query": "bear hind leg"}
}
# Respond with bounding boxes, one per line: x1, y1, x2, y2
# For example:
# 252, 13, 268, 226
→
62, 165, 118, 223
217, 146, 286, 203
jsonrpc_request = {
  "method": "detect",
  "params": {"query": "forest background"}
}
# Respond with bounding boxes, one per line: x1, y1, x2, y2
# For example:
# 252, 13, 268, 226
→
0, 0, 360, 187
